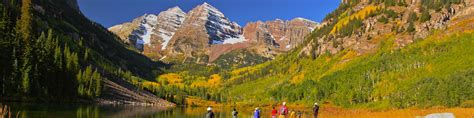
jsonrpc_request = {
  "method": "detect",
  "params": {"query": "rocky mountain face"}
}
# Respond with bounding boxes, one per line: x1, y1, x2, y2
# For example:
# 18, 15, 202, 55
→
300, 0, 470, 58
109, 7, 186, 59
243, 18, 319, 57
109, 3, 318, 64
164, 3, 245, 62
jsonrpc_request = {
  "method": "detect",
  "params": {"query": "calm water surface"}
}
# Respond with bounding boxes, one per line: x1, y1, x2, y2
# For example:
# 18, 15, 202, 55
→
2, 103, 313, 118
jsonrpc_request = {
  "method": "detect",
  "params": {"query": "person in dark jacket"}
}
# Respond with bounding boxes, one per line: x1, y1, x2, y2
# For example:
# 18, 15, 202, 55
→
206, 107, 215, 118
313, 102, 320, 118
232, 108, 238, 118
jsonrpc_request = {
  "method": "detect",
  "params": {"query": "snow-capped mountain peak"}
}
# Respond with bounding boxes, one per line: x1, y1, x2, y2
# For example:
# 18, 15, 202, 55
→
184, 2, 244, 44
115, 6, 187, 51
168, 6, 184, 13
109, 3, 317, 61
198, 2, 226, 18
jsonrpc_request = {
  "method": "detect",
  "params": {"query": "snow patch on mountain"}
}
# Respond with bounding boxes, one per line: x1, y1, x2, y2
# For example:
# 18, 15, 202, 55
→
211, 40, 223, 44
279, 36, 286, 41
223, 35, 246, 44
141, 23, 154, 45
144, 14, 158, 25
135, 14, 158, 46
270, 34, 276, 40
294, 17, 317, 24
158, 29, 173, 49
155, 6, 186, 49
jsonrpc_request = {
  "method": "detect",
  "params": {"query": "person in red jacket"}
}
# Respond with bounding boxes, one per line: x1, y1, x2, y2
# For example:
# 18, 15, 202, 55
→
279, 102, 288, 118
271, 106, 278, 118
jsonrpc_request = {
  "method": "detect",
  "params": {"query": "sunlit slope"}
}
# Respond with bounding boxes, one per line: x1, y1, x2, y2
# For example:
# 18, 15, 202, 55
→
222, 2, 474, 107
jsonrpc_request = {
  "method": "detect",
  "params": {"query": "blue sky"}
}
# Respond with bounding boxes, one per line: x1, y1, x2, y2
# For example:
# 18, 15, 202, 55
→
78, 0, 340, 28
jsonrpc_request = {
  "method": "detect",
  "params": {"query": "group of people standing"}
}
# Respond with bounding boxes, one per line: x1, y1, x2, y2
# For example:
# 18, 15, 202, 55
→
206, 102, 320, 118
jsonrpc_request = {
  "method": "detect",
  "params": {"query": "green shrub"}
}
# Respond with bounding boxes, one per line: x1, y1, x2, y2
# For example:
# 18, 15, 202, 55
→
419, 10, 431, 22
460, 100, 474, 108
384, 9, 398, 18
408, 12, 419, 23
406, 22, 416, 32
378, 16, 389, 23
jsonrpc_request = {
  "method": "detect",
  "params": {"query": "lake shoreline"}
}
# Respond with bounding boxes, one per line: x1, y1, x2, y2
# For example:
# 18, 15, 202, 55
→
2, 102, 473, 117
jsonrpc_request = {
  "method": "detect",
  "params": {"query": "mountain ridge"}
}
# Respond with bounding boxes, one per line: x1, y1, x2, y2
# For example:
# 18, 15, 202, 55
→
109, 3, 319, 64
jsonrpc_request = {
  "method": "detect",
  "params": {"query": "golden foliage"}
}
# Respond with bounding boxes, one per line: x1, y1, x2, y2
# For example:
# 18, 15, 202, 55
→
185, 96, 223, 107
288, 63, 299, 74
190, 81, 208, 88
290, 73, 305, 84
141, 81, 161, 92
190, 74, 222, 88
142, 81, 161, 88
157, 73, 183, 86
330, 5, 382, 34
207, 74, 222, 87
340, 50, 359, 61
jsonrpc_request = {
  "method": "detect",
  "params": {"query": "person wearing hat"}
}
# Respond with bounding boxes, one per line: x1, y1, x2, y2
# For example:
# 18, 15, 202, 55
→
253, 107, 261, 118
279, 102, 288, 118
206, 107, 215, 118
313, 102, 320, 118
232, 108, 238, 118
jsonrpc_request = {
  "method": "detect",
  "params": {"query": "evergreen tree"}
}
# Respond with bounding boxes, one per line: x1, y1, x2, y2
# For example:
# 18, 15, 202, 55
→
0, 4, 8, 36
20, 56, 31, 93
54, 46, 62, 69
77, 69, 84, 96
406, 22, 416, 32
15, 0, 32, 44
92, 69, 101, 96
76, 66, 102, 98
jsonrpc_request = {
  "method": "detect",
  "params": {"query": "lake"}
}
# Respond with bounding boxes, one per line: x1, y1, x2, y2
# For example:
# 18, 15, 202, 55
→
3, 103, 474, 118
2, 103, 314, 118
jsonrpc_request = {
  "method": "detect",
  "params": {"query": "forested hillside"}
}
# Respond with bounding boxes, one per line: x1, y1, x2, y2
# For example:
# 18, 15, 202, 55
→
219, 0, 474, 108
0, 0, 171, 105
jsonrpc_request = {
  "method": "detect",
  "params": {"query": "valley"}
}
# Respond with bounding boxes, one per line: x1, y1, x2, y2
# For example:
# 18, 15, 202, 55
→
132, 0, 474, 110
0, 0, 473, 117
